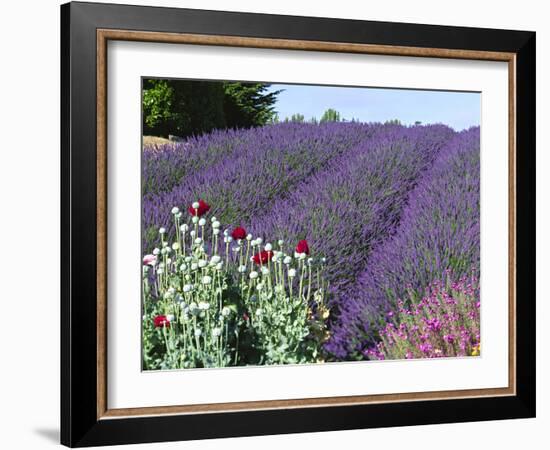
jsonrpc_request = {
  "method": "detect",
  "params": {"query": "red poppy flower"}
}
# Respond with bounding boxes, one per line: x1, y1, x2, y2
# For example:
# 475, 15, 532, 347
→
253, 250, 273, 265
154, 315, 170, 328
295, 239, 310, 255
187, 199, 211, 217
231, 226, 247, 240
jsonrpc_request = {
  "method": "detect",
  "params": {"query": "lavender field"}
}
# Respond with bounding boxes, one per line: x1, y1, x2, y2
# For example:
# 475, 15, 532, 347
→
141, 122, 480, 369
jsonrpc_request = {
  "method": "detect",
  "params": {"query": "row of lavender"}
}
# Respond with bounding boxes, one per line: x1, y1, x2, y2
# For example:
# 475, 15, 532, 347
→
143, 128, 259, 195
142, 122, 378, 252
247, 124, 455, 296
326, 127, 480, 359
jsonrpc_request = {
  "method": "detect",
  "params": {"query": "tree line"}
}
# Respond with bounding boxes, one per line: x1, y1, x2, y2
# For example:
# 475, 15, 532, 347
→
142, 79, 281, 138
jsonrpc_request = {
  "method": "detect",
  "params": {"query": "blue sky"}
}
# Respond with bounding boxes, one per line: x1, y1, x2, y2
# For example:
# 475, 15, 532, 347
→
267, 84, 480, 131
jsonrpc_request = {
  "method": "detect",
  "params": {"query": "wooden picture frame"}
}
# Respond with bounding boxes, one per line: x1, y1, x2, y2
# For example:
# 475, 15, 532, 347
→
61, 1, 535, 447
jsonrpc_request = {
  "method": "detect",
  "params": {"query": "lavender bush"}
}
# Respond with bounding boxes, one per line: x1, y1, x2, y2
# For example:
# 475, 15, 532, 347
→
143, 128, 260, 195
327, 127, 480, 359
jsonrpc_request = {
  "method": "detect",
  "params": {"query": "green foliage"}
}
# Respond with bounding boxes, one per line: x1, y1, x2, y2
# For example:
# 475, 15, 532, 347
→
269, 113, 280, 124
143, 79, 226, 138
384, 118, 402, 125
142, 79, 281, 138
223, 82, 280, 129
320, 108, 341, 123
284, 113, 305, 123
142, 80, 175, 135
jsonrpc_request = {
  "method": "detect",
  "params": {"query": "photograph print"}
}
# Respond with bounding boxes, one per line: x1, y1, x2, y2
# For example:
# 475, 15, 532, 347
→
141, 78, 481, 371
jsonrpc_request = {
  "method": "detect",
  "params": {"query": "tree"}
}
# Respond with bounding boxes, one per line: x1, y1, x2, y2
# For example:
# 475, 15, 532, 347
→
223, 82, 281, 129
320, 108, 341, 123
384, 118, 402, 125
142, 79, 226, 137
289, 113, 305, 123
142, 79, 281, 138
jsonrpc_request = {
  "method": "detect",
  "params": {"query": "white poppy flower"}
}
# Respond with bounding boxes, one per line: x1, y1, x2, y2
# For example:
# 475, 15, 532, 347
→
212, 327, 222, 337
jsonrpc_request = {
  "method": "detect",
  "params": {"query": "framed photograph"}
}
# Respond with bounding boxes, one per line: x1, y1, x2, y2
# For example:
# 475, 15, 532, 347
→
61, 1, 536, 447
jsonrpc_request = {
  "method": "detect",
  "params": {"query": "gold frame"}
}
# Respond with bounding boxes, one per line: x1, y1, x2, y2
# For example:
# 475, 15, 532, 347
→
96, 29, 516, 420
